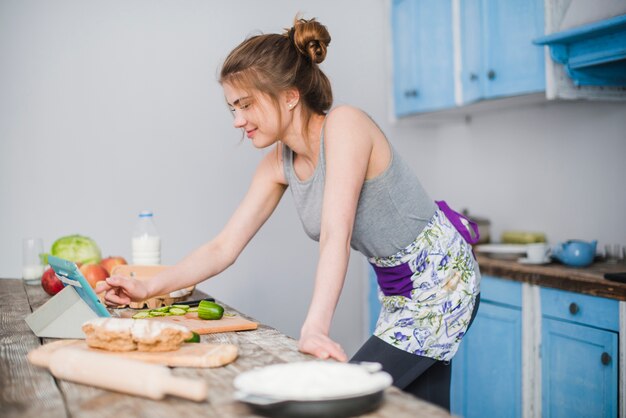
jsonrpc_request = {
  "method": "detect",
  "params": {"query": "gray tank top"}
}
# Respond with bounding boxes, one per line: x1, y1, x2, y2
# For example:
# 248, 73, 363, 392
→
282, 122, 436, 258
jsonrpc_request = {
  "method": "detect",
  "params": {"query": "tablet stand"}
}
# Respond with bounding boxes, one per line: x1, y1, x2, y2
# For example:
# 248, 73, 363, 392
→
25, 285, 101, 339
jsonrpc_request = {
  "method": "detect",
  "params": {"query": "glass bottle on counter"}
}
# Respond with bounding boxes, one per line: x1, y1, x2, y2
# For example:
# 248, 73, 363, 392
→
132, 210, 161, 265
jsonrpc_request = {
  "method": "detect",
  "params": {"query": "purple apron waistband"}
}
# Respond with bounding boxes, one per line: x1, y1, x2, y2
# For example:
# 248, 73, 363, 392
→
371, 262, 413, 298
435, 200, 480, 245
373, 200, 479, 298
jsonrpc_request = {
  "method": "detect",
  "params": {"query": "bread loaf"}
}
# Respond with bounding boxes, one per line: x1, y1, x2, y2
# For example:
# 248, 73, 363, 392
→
82, 318, 192, 352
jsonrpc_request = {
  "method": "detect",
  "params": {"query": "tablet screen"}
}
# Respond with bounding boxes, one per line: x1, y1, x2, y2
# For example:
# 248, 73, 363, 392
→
48, 255, 111, 318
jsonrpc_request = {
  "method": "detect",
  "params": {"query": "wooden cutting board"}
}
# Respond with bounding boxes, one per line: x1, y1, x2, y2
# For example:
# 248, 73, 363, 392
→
28, 339, 238, 368
118, 311, 259, 334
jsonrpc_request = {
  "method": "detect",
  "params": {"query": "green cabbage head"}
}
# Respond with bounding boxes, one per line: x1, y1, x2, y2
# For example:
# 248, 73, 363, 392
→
50, 234, 102, 265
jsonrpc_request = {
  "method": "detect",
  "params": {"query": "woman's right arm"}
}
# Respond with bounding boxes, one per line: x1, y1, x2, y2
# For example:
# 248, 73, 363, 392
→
97, 146, 287, 305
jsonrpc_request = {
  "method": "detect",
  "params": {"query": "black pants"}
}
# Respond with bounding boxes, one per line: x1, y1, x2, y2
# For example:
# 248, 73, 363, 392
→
351, 294, 481, 411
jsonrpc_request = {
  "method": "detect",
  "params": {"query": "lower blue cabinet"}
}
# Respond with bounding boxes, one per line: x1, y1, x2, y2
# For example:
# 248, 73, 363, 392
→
450, 277, 620, 417
541, 288, 619, 418
451, 276, 522, 418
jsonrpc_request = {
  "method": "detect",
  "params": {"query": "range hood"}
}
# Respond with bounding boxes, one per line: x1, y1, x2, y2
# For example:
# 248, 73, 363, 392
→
534, 14, 626, 86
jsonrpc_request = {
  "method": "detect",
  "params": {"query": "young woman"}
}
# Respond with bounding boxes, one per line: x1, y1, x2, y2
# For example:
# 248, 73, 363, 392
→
97, 17, 481, 410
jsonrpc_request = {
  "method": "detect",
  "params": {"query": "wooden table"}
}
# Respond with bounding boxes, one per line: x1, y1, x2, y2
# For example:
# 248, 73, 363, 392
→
0, 279, 450, 418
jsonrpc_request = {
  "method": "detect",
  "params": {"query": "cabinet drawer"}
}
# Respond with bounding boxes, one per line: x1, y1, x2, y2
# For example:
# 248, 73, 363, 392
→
540, 287, 619, 331
481, 275, 522, 308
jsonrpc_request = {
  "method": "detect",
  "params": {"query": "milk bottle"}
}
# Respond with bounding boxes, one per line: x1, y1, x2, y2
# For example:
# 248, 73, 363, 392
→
132, 211, 161, 265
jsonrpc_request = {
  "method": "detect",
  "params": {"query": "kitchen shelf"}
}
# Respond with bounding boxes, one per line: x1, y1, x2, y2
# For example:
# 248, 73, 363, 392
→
534, 14, 626, 86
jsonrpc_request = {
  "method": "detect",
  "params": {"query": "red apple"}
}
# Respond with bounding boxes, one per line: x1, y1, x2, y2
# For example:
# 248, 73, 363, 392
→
80, 264, 109, 288
41, 267, 64, 296
100, 256, 128, 275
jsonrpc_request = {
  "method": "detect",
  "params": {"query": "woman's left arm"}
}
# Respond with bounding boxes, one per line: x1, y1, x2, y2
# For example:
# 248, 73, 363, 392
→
298, 106, 375, 362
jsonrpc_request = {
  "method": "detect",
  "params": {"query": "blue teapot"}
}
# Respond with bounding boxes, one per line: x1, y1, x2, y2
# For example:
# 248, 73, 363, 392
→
552, 240, 597, 267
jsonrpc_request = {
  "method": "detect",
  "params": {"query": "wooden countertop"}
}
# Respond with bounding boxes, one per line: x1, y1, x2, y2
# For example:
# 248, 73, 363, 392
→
476, 255, 626, 300
0, 279, 451, 418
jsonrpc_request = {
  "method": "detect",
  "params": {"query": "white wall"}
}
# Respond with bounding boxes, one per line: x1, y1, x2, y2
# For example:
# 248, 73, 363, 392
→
0, 0, 387, 356
1, 0, 625, 357
388, 101, 626, 248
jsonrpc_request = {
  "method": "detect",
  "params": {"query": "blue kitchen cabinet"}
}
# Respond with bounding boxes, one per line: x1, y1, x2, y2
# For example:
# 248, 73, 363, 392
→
368, 265, 622, 415
370, 272, 524, 416
368, 264, 380, 333
449, 277, 620, 416
540, 288, 619, 418
391, 0, 455, 115
391, 0, 546, 116
461, 0, 546, 102
451, 276, 522, 418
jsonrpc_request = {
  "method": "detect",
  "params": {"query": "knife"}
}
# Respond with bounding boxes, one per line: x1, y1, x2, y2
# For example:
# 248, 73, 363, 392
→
604, 273, 626, 284
173, 297, 215, 307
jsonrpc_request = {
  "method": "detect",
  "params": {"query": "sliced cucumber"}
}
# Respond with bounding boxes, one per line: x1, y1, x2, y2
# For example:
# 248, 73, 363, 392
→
169, 307, 187, 315
132, 311, 151, 319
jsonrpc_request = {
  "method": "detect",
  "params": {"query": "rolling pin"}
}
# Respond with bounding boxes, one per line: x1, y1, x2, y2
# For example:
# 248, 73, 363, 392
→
47, 348, 208, 401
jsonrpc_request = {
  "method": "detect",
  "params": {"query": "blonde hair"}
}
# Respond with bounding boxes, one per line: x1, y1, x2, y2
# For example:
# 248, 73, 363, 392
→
219, 16, 332, 139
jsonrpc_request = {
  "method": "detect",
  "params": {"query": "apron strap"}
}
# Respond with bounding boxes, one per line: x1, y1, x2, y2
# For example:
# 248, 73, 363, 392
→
435, 200, 480, 245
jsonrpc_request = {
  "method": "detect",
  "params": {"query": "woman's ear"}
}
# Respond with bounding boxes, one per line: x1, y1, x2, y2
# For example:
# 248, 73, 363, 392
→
285, 89, 300, 109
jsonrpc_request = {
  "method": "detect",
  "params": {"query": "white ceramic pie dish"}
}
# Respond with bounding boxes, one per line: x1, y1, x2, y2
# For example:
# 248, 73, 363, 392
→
233, 361, 392, 417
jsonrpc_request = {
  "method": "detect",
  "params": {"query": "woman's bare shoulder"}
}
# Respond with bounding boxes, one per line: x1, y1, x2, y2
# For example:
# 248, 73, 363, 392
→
326, 105, 369, 123
325, 105, 382, 142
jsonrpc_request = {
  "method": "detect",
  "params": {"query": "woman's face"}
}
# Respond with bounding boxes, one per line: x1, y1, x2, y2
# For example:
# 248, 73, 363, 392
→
223, 83, 290, 149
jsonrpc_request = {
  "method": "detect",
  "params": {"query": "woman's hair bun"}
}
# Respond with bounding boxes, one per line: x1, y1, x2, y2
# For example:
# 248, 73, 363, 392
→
288, 17, 331, 64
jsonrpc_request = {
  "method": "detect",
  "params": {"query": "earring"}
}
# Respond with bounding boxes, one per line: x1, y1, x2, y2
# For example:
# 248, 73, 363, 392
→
288, 103, 294, 109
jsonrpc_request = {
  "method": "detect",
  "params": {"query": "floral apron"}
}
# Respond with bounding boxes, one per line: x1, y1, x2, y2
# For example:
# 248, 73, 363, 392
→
370, 201, 481, 361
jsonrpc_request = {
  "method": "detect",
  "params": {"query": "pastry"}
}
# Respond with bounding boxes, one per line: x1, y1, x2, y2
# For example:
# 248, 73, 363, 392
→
82, 318, 192, 352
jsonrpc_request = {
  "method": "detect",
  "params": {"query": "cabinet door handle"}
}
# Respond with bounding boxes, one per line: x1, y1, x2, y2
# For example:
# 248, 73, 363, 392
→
601, 352, 612, 365
469, 73, 478, 81
568, 302, 579, 315
404, 89, 419, 98
487, 70, 496, 80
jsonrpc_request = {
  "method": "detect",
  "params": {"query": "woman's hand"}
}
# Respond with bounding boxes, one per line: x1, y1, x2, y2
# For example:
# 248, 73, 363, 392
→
298, 328, 347, 362
95, 276, 151, 307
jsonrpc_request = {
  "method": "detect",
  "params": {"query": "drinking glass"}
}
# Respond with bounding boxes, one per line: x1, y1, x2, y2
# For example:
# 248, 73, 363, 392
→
605, 244, 621, 264
22, 238, 45, 285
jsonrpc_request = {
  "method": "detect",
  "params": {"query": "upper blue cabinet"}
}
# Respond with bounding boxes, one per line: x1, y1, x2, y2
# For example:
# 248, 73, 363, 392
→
391, 0, 546, 117
534, 14, 626, 87
462, 0, 545, 101
392, 0, 456, 115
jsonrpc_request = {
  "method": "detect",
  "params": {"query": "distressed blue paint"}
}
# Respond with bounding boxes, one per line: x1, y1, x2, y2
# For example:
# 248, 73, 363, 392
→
460, 0, 484, 104
534, 14, 626, 86
451, 277, 619, 416
391, 0, 455, 116
392, 0, 545, 116
542, 318, 618, 418
481, 275, 522, 307
460, 0, 545, 102
480, 0, 546, 98
540, 287, 619, 332
451, 299, 522, 418
368, 263, 381, 334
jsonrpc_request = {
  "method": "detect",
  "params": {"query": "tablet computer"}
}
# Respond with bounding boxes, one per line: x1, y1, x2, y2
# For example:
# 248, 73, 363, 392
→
48, 255, 111, 317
